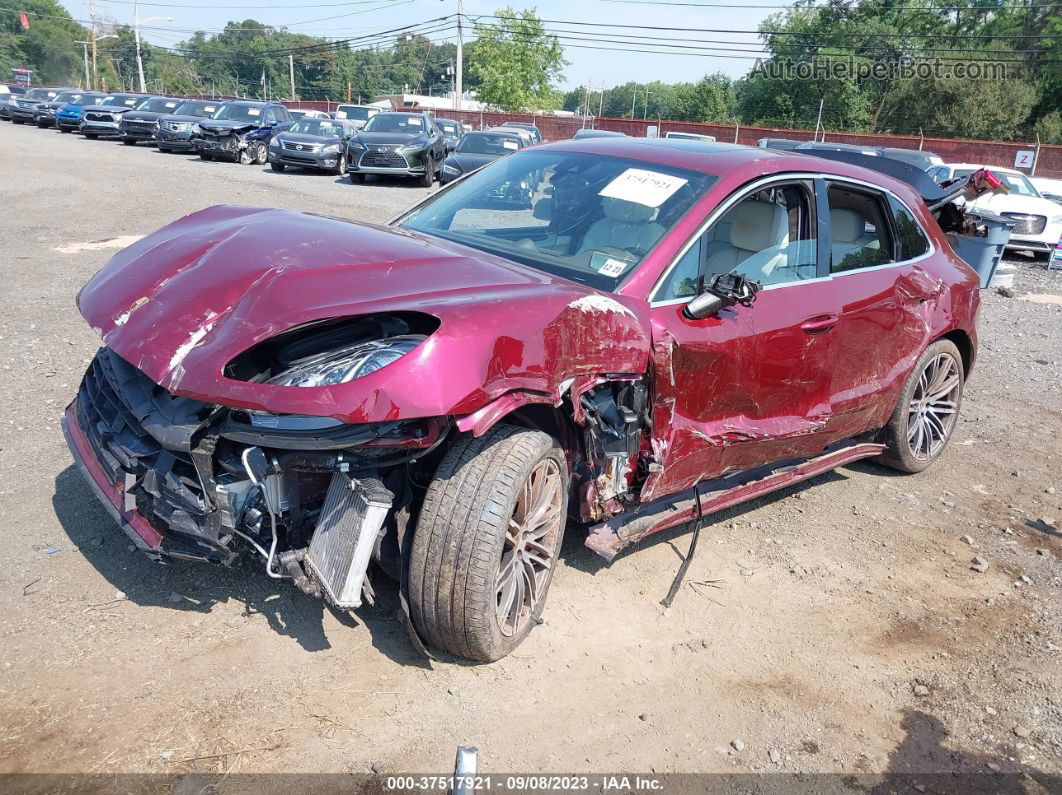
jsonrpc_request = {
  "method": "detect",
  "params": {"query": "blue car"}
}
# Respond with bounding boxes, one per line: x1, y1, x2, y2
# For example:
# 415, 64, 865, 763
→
54, 92, 105, 133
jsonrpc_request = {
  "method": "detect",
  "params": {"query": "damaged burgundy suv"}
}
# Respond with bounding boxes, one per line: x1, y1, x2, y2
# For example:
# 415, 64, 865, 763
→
64, 139, 979, 661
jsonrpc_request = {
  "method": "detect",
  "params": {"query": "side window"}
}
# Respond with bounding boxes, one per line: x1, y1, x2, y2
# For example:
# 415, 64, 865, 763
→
826, 184, 895, 273
704, 182, 818, 286
264, 108, 278, 125
888, 196, 931, 260
656, 236, 703, 300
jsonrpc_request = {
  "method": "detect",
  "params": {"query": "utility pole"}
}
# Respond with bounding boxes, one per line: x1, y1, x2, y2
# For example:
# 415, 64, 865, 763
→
455, 0, 464, 110
134, 2, 172, 93
289, 55, 296, 100
814, 97, 824, 141
89, 0, 98, 89
598, 89, 604, 118
75, 41, 91, 90
630, 88, 637, 119
643, 88, 650, 120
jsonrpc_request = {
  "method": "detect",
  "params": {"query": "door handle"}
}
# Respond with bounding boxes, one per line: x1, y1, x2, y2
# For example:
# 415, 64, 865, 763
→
800, 313, 839, 334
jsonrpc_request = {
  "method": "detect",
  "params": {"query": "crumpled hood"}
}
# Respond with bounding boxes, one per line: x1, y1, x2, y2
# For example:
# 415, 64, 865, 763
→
199, 119, 257, 134
77, 205, 651, 423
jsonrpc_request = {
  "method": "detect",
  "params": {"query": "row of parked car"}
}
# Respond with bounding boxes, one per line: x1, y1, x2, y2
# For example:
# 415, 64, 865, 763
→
1, 85, 545, 188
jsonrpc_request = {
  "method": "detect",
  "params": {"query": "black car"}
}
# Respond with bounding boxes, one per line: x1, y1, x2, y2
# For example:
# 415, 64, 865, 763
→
193, 100, 293, 164
756, 137, 804, 151
878, 146, 944, 172
33, 90, 97, 127
155, 99, 226, 153
9, 87, 72, 124
498, 121, 542, 144
118, 96, 184, 145
0, 85, 27, 120
346, 111, 446, 186
435, 118, 462, 153
268, 117, 358, 174
440, 129, 525, 183
80, 94, 152, 138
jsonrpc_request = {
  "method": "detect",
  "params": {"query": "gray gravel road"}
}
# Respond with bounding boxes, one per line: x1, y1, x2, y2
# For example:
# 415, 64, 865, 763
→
0, 121, 1059, 782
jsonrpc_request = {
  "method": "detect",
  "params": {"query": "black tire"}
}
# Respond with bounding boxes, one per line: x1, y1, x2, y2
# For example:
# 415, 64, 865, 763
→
59, 127, 71, 134
199, 151, 213, 161
333, 152, 347, 176
878, 339, 964, 474
409, 424, 568, 662
122, 138, 136, 145
83, 133, 97, 139
349, 172, 364, 184
12, 118, 23, 125
419, 154, 435, 187
270, 162, 286, 171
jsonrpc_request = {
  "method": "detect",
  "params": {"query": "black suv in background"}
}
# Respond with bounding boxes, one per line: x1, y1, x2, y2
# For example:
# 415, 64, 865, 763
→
345, 111, 446, 186
10, 87, 72, 124
33, 89, 93, 127
118, 96, 183, 145
194, 100, 292, 164
156, 99, 225, 153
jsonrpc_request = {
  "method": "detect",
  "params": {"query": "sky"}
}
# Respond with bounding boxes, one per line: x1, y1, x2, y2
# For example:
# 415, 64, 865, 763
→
59, 0, 782, 89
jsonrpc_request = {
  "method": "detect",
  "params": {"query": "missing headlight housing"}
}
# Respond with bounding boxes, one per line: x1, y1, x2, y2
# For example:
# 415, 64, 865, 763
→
224, 312, 439, 385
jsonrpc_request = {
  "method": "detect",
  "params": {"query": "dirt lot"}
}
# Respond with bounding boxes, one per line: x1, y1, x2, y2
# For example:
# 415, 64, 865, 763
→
0, 120, 1059, 785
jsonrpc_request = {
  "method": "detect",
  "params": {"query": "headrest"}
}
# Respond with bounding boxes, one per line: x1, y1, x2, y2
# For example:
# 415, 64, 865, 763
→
830, 208, 865, 243
602, 197, 655, 224
729, 200, 787, 252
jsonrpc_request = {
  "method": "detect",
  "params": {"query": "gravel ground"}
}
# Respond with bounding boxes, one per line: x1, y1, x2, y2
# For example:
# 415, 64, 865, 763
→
0, 121, 1059, 786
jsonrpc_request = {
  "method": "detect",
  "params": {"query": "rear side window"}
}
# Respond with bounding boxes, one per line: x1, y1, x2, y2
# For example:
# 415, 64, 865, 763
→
826, 185, 895, 273
888, 196, 931, 260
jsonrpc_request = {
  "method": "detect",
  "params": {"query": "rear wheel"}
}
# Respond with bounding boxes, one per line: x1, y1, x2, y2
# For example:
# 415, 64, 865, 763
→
409, 424, 568, 661
878, 339, 964, 473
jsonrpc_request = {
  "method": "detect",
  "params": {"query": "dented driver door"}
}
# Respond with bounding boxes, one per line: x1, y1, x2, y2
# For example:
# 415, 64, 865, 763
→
640, 177, 841, 502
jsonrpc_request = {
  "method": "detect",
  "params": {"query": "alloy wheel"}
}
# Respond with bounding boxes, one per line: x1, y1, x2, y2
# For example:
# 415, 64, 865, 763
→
495, 458, 563, 637
907, 352, 961, 461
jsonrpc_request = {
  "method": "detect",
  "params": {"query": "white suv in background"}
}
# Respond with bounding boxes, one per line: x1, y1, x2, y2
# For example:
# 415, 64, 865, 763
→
928, 162, 1062, 256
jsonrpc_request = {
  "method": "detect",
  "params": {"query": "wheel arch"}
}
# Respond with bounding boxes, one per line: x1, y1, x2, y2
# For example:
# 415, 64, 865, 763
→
936, 328, 974, 377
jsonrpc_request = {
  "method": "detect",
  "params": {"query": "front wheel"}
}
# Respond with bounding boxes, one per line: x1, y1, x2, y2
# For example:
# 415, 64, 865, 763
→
349, 172, 364, 184
409, 424, 568, 661
878, 339, 964, 473
59, 127, 71, 134
199, 151, 213, 161
419, 155, 435, 187
270, 162, 285, 172
332, 152, 347, 176
250, 141, 268, 165
122, 138, 136, 145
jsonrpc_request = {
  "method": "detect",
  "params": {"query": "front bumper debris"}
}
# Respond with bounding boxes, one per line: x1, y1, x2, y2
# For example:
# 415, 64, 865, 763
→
63, 347, 440, 609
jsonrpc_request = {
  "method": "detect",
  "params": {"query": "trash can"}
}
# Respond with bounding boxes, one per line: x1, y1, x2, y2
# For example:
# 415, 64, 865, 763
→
948, 211, 1016, 288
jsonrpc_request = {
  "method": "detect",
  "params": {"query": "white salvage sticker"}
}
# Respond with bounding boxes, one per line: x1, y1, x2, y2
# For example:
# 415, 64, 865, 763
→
247, 108, 261, 116
502, 139, 518, 149
589, 251, 633, 277
600, 167, 688, 208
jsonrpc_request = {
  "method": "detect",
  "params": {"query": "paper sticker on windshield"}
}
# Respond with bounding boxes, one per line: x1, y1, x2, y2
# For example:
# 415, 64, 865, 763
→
502, 140, 519, 150
589, 251, 633, 277
600, 168, 688, 208
406, 117, 422, 127
335, 110, 347, 119
164, 101, 178, 108
247, 108, 261, 117
204, 105, 217, 112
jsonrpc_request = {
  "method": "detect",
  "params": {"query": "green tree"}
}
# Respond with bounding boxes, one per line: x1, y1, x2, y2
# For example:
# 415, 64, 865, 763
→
469, 7, 566, 110
1, 0, 83, 85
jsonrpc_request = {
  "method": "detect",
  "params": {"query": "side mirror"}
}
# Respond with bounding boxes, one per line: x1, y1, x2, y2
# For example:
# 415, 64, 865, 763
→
684, 291, 732, 320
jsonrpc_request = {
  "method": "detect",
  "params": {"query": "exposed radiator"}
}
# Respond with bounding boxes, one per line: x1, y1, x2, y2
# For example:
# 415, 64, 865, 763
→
304, 471, 392, 609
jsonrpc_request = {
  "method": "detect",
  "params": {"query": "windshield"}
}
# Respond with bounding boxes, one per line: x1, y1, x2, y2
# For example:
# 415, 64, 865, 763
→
953, 169, 1040, 197
364, 113, 424, 133
437, 120, 459, 135
336, 105, 374, 121
100, 95, 141, 107
24, 89, 58, 100
136, 97, 180, 113
212, 104, 266, 123
174, 100, 219, 117
399, 150, 717, 291
70, 94, 101, 107
457, 133, 522, 155
289, 118, 347, 137
52, 91, 80, 103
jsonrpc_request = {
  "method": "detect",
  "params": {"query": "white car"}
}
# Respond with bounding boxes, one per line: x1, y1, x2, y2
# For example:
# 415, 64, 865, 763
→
664, 131, 716, 142
333, 103, 381, 129
928, 162, 1062, 256
1031, 176, 1062, 206
287, 109, 330, 121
